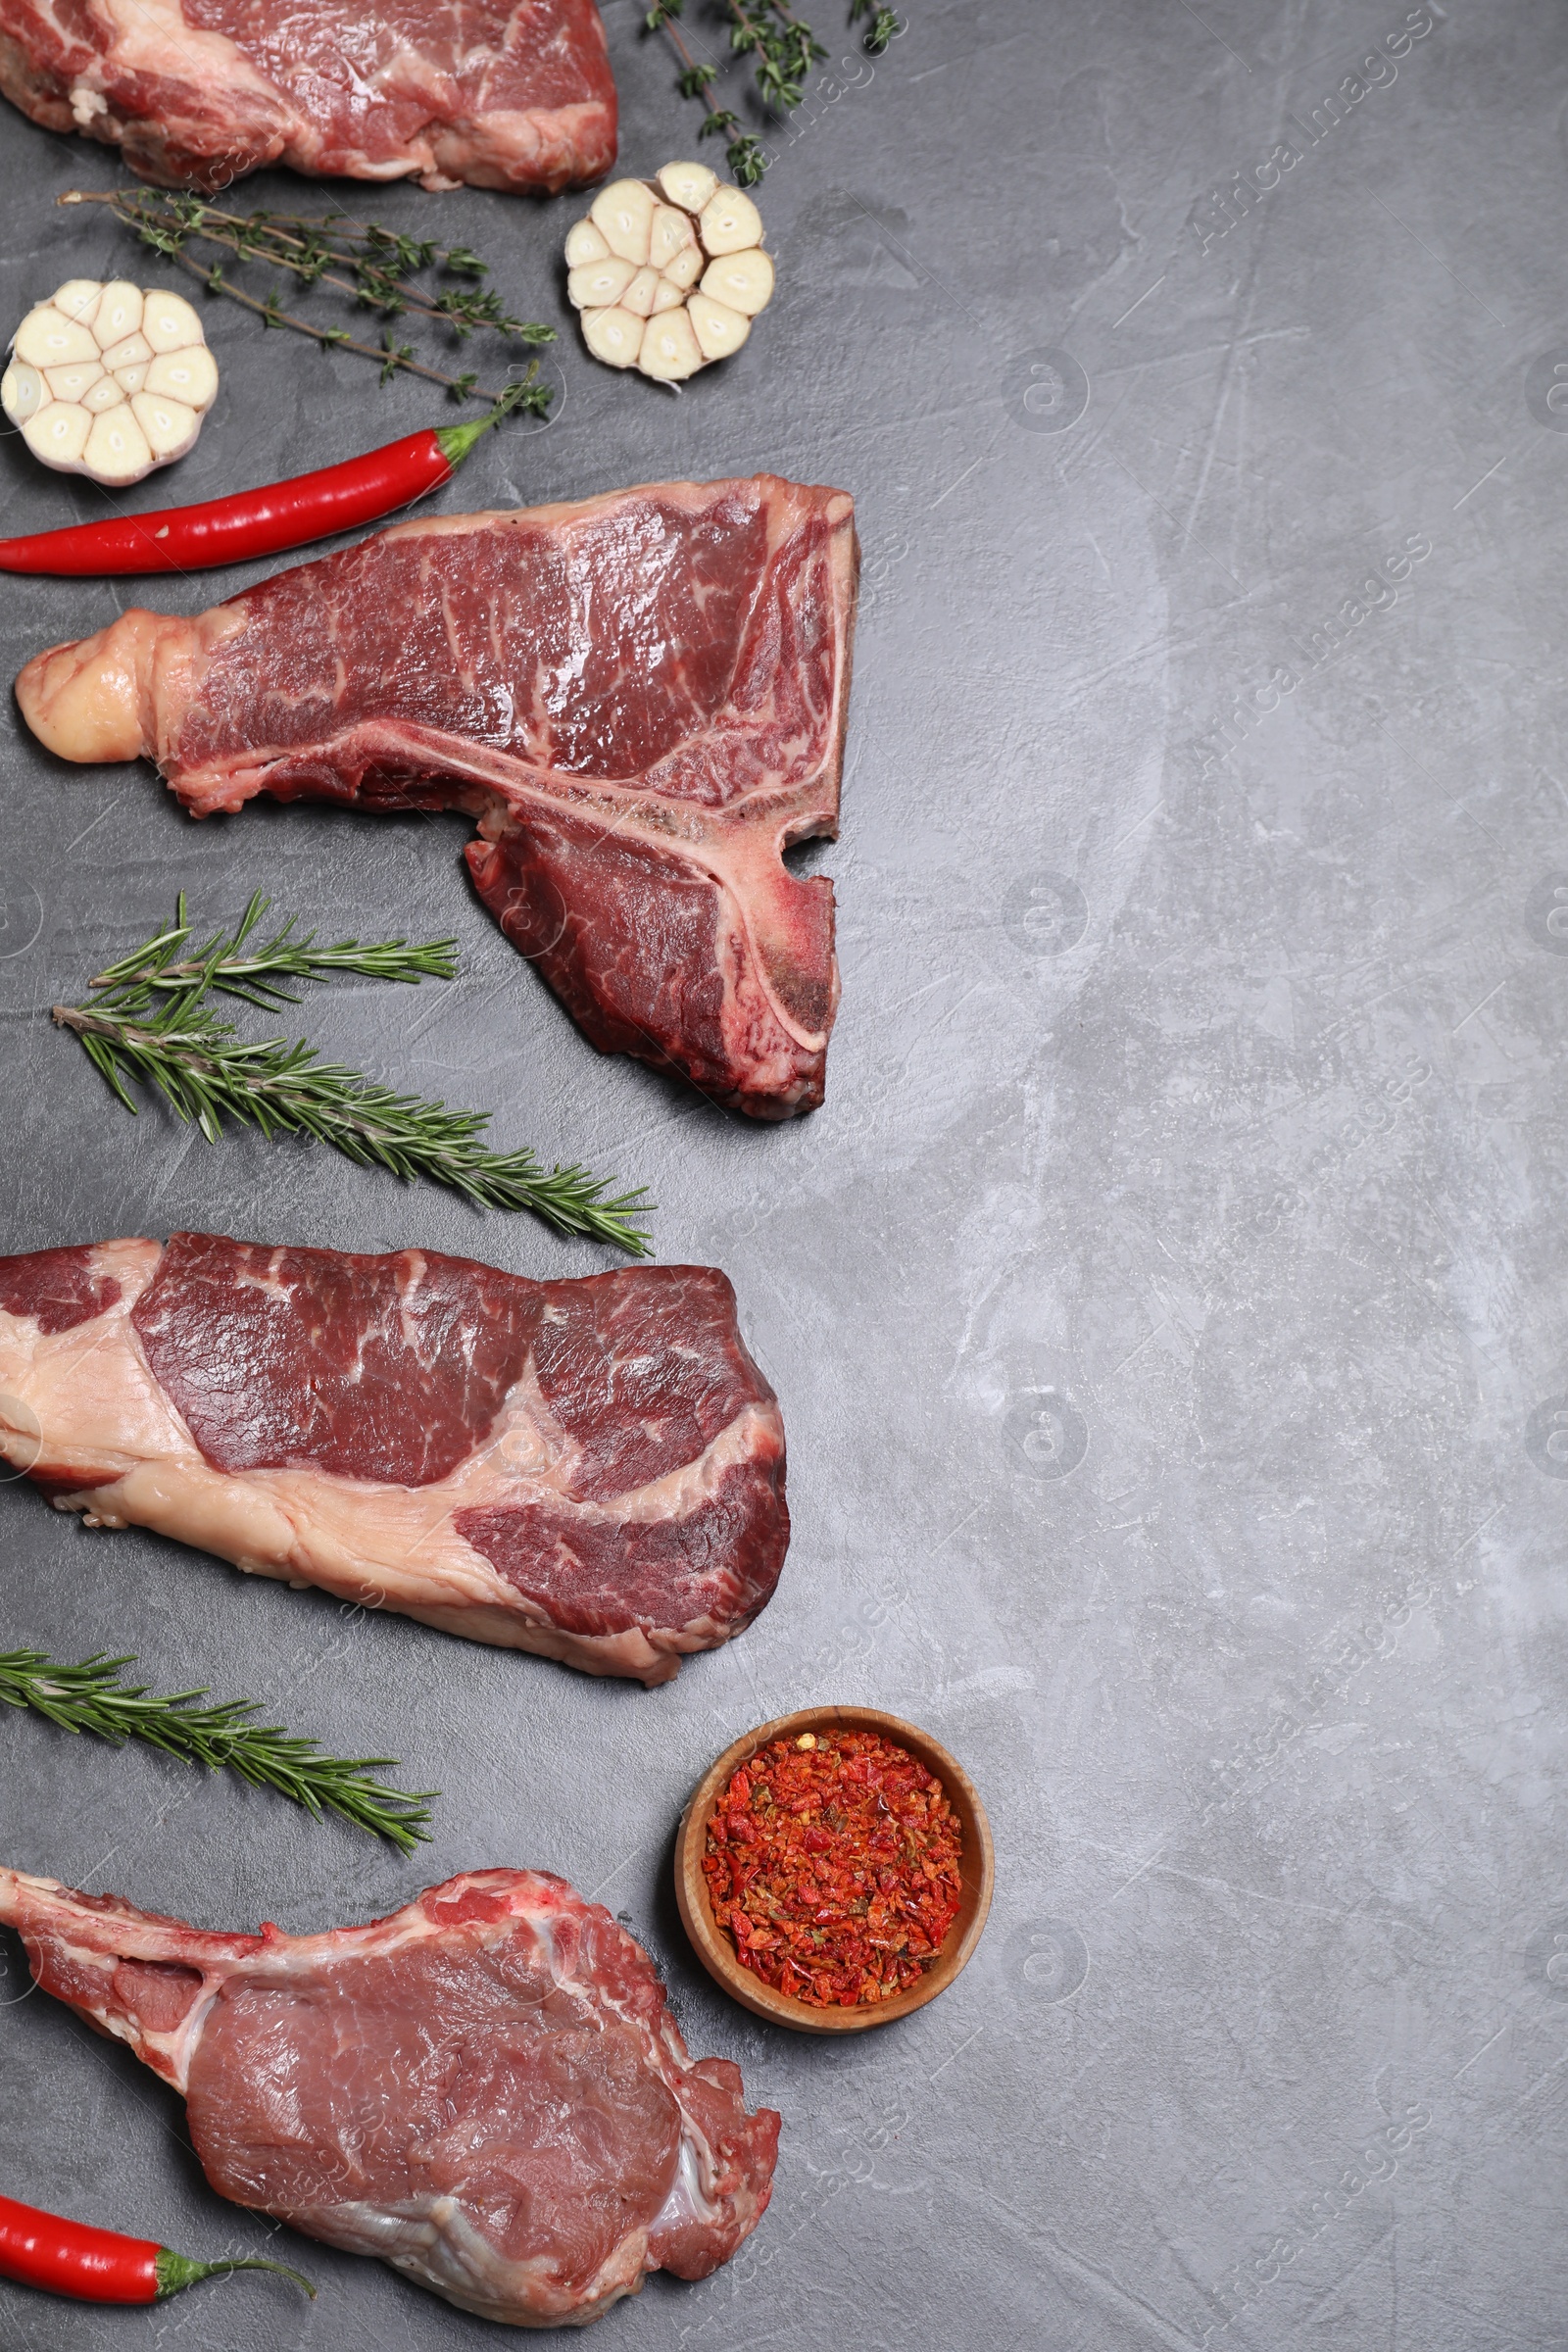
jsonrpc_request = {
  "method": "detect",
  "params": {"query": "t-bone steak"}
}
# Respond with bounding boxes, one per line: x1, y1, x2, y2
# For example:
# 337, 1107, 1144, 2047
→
0, 1865, 778, 2326
0, 1232, 788, 1684
0, 0, 615, 191
17, 474, 858, 1119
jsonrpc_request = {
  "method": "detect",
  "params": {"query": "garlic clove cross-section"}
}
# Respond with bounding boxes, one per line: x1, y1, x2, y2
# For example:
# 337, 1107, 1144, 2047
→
581, 307, 645, 369
24, 402, 91, 468
590, 179, 656, 266
620, 268, 663, 320
51, 280, 103, 327
92, 281, 145, 350
3, 363, 42, 420
568, 255, 637, 312
99, 331, 153, 374
656, 161, 717, 214
2, 279, 218, 484
565, 165, 774, 386
700, 248, 774, 317
144, 345, 218, 409
662, 242, 705, 294
688, 293, 752, 362
82, 405, 153, 486
649, 204, 696, 271
141, 291, 204, 355
13, 310, 98, 369
698, 187, 763, 257
44, 359, 105, 403
131, 391, 198, 462
638, 309, 704, 382
564, 219, 612, 270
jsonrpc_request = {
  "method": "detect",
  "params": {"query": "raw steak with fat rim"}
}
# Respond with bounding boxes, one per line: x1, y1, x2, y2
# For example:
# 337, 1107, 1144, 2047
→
17, 475, 858, 1119
0, 1233, 788, 1684
0, 1866, 779, 2327
0, 0, 616, 191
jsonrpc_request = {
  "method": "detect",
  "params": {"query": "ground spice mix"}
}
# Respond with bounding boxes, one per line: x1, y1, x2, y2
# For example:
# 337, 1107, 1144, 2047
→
703, 1728, 964, 2007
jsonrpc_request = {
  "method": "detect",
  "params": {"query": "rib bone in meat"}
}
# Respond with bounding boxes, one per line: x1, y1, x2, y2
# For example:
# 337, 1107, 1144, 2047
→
17, 475, 858, 1119
0, 1866, 779, 2327
0, 0, 616, 192
0, 1233, 789, 1685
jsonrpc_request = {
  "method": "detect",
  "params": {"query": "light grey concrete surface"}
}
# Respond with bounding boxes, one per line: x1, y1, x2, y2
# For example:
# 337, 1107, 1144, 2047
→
2, 1, 1567, 2344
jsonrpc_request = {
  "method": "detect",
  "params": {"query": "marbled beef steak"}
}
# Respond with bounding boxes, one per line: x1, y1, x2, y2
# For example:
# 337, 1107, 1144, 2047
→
0, 1866, 779, 2326
17, 475, 858, 1119
0, 1233, 789, 1683
0, 0, 615, 191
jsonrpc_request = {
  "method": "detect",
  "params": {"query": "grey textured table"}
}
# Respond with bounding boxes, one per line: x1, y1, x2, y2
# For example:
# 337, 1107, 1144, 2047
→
2, 2, 1566, 2345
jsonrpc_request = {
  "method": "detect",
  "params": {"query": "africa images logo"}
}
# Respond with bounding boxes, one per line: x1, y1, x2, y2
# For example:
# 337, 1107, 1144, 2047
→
1525, 1396, 1568, 1479
1004, 348, 1090, 435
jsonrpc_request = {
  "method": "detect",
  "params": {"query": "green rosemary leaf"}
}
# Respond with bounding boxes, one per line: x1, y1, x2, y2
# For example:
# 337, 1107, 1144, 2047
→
0, 1648, 435, 1853
58, 898, 653, 1255
91, 891, 459, 1006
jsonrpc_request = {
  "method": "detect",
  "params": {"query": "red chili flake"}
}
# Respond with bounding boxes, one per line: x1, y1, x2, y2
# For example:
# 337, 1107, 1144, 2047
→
703, 1730, 964, 2008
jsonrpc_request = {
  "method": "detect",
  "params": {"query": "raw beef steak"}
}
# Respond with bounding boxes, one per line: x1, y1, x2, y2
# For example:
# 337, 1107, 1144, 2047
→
17, 475, 858, 1119
0, 1866, 779, 2327
0, 0, 615, 191
0, 1233, 788, 1684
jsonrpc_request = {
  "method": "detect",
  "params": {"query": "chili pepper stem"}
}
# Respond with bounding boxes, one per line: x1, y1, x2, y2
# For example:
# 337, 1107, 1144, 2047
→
434, 378, 531, 464
0, 2192, 318, 2306
155, 2247, 317, 2300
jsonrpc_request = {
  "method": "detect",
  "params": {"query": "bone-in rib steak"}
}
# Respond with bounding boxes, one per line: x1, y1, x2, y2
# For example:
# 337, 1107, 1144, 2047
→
0, 1866, 778, 2327
0, 0, 615, 191
0, 1233, 788, 1684
17, 475, 858, 1119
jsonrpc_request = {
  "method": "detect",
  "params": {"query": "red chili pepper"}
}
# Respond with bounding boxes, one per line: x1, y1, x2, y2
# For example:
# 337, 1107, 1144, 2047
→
0, 2191, 315, 2304
0, 405, 514, 576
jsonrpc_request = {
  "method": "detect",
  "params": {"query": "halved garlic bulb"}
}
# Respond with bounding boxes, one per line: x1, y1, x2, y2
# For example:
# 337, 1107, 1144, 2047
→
2, 279, 218, 484
566, 165, 773, 384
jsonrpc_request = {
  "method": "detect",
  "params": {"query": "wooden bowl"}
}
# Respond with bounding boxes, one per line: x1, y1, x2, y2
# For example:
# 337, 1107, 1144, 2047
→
674, 1704, 995, 2034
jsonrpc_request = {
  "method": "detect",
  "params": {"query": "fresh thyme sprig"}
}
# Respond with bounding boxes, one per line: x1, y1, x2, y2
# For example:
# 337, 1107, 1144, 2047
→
646, 0, 771, 185
54, 897, 654, 1255
646, 0, 902, 184
847, 0, 902, 52
59, 190, 556, 407
0, 1646, 435, 1852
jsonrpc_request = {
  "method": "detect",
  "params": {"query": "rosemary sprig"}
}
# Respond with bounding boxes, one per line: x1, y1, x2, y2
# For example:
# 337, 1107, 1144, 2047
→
54, 898, 653, 1255
646, 0, 901, 183
91, 889, 460, 1011
59, 190, 556, 407
0, 1647, 435, 1852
